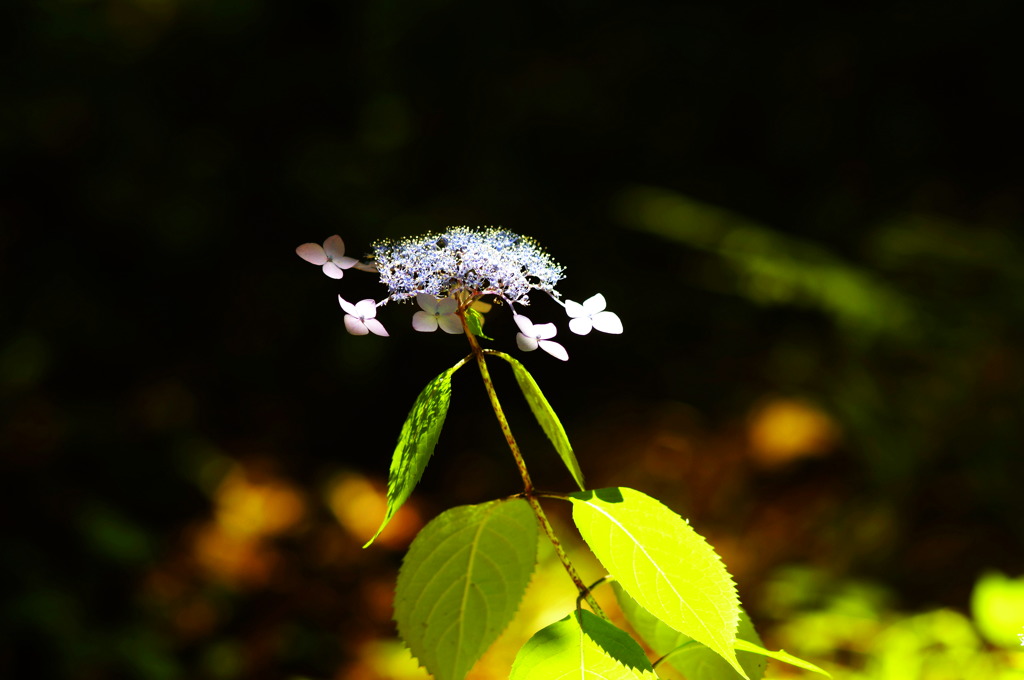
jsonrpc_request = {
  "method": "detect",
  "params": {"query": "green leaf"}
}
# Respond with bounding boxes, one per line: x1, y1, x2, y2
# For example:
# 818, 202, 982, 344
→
364, 363, 458, 547
510, 610, 659, 680
464, 307, 493, 340
569, 487, 746, 679
395, 498, 538, 680
490, 351, 584, 490
614, 582, 767, 680
732, 640, 831, 678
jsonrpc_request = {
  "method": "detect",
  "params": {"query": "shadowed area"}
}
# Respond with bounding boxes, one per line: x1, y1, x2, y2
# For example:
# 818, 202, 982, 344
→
3, 0, 1023, 677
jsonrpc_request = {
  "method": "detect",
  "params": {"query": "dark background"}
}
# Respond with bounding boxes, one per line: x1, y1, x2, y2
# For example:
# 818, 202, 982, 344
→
3, 1, 1023, 678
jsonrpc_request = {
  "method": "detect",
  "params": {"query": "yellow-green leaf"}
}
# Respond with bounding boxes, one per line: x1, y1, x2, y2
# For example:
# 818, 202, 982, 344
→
465, 307, 493, 340
614, 581, 767, 680
395, 498, 538, 680
732, 640, 831, 677
365, 363, 458, 547
510, 610, 658, 680
570, 487, 746, 679
489, 351, 584, 490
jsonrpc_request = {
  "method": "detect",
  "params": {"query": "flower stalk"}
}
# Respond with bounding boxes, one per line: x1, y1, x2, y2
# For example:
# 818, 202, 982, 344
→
460, 307, 605, 617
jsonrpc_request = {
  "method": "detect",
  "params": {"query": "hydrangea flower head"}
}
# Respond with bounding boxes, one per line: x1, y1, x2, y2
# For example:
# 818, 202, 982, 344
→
372, 227, 564, 304
297, 226, 621, 359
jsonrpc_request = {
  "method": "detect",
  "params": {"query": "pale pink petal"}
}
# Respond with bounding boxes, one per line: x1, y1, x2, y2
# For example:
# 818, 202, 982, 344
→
344, 315, 368, 335
333, 256, 359, 270
412, 311, 438, 332
322, 262, 345, 279
353, 299, 378, 318
415, 293, 439, 314
533, 322, 557, 340
338, 296, 358, 316
323, 235, 346, 260
297, 243, 328, 265
568, 317, 593, 335
582, 293, 607, 315
516, 333, 539, 352
364, 318, 389, 337
514, 315, 535, 336
564, 300, 586, 319
436, 298, 459, 315
438, 315, 464, 335
539, 340, 569, 361
591, 311, 623, 334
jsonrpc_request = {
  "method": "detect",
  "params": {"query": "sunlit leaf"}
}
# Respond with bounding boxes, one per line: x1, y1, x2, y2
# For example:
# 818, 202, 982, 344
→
510, 610, 658, 680
490, 351, 584, 490
464, 307, 493, 340
364, 362, 460, 547
395, 498, 538, 680
732, 640, 831, 677
614, 582, 767, 680
569, 487, 746, 678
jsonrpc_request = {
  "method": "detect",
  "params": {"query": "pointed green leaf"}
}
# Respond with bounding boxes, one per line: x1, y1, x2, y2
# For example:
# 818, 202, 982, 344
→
614, 582, 767, 680
510, 610, 659, 680
569, 487, 746, 679
365, 363, 458, 547
395, 498, 538, 680
465, 307, 493, 340
490, 351, 584, 490
732, 640, 831, 678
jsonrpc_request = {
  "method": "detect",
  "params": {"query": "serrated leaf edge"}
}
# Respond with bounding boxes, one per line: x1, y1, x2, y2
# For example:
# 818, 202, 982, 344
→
395, 499, 538, 680
570, 489, 747, 680
364, 361, 463, 548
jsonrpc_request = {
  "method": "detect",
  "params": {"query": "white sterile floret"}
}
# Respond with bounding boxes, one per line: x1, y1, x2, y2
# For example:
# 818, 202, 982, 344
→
296, 235, 359, 279
412, 294, 463, 334
514, 314, 568, 361
565, 293, 623, 335
338, 296, 389, 336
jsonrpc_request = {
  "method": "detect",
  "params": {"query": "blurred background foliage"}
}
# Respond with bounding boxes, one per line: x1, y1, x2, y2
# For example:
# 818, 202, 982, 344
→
2, 0, 1023, 678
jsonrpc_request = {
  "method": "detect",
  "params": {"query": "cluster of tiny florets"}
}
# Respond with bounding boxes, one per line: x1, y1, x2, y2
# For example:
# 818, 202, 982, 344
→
296, 227, 622, 360
372, 227, 564, 304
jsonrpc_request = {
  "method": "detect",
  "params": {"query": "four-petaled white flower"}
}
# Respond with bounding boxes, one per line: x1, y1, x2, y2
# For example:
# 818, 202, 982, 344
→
514, 315, 568, 361
297, 235, 359, 279
412, 294, 463, 334
565, 293, 623, 335
338, 296, 389, 336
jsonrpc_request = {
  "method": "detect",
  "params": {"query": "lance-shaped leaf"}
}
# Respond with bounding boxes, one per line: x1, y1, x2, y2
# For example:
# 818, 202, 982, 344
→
614, 582, 768, 680
569, 487, 747, 679
510, 609, 659, 680
395, 498, 538, 680
732, 641, 831, 678
364, 363, 459, 547
490, 351, 584, 490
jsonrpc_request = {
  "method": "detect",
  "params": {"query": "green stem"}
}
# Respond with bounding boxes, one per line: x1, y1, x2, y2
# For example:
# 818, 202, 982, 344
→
460, 311, 605, 618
